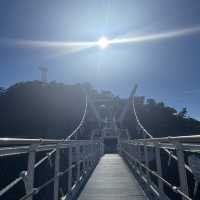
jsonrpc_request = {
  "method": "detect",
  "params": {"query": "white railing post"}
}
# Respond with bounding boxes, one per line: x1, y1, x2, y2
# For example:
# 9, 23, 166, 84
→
96, 143, 99, 161
101, 141, 104, 156
93, 143, 95, 165
83, 145, 86, 175
155, 141, 164, 196
130, 143, 136, 168
54, 144, 60, 200
96, 143, 99, 159
175, 142, 189, 199
76, 143, 80, 183
87, 144, 90, 169
90, 144, 93, 167
98, 142, 100, 159
144, 140, 151, 184
99, 142, 101, 157
137, 143, 143, 175
93, 143, 97, 164
68, 145, 72, 194
84, 145, 87, 171
133, 143, 138, 168
25, 144, 37, 200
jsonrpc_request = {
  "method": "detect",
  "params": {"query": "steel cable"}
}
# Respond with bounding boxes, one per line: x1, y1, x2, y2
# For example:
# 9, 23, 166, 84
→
132, 89, 192, 173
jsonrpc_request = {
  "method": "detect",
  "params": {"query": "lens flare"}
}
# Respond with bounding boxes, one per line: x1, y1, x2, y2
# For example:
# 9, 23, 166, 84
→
98, 36, 109, 49
1, 25, 200, 53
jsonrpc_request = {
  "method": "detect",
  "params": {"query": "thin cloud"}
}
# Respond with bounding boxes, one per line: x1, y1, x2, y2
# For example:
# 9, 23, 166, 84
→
1, 24, 200, 51
110, 25, 200, 45
0, 38, 96, 50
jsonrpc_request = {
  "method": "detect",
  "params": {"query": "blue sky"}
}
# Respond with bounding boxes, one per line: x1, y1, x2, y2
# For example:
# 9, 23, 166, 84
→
0, 0, 200, 119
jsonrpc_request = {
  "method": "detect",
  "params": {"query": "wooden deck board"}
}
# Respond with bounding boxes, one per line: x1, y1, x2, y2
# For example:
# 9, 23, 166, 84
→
78, 154, 147, 200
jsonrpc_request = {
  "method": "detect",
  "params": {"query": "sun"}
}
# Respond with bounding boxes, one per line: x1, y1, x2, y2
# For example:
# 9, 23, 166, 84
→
98, 36, 109, 49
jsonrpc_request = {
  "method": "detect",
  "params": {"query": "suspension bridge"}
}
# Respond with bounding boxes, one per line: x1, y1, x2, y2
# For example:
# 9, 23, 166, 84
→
0, 85, 199, 200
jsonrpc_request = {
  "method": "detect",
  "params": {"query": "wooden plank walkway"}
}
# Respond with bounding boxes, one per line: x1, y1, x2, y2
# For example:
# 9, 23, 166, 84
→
78, 154, 147, 200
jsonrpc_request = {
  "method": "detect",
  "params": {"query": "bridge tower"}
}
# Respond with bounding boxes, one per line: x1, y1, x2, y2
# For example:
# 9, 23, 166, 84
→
38, 66, 48, 83
89, 96, 128, 153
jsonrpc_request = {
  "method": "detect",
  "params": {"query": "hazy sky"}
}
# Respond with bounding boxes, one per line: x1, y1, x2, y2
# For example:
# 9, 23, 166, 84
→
1, 0, 200, 119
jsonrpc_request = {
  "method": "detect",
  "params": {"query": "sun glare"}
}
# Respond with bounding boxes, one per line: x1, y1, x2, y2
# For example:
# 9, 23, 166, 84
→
98, 36, 109, 49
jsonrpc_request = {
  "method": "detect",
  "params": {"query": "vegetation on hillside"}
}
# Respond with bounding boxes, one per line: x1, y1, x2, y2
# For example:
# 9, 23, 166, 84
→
0, 81, 94, 139
0, 81, 199, 139
123, 96, 200, 138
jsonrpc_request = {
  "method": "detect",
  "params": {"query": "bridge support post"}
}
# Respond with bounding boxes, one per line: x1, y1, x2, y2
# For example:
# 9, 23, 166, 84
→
101, 141, 104, 156
144, 140, 151, 184
76, 144, 80, 184
137, 143, 143, 175
23, 144, 37, 200
82, 145, 86, 175
93, 143, 96, 165
155, 141, 164, 197
89, 144, 92, 168
87, 145, 89, 171
84, 144, 89, 174
67, 145, 72, 194
175, 142, 189, 199
54, 144, 60, 200
92, 143, 95, 166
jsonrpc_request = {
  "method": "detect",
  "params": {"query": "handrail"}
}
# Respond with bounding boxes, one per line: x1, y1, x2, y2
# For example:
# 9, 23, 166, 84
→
0, 138, 97, 146
136, 135, 200, 143
120, 146, 192, 200
119, 137, 200, 200
131, 85, 192, 173
19, 152, 97, 200
0, 138, 64, 145
0, 95, 90, 198
0, 139, 103, 199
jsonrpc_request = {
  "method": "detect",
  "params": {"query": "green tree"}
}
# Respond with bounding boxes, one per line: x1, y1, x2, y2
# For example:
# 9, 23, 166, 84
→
178, 107, 188, 118
146, 98, 156, 106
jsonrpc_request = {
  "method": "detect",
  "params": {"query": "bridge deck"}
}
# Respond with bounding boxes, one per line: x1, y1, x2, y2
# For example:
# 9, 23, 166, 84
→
78, 154, 147, 200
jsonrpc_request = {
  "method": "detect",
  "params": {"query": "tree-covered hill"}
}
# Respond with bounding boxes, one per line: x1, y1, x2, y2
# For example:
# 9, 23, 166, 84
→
123, 96, 200, 138
0, 81, 89, 139
0, 81, 199, 139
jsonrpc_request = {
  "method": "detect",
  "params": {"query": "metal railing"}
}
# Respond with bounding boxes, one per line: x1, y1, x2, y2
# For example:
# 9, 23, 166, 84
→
131, 86, 192, 174
0, 138, 103, 200
119, 135, 200, 200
